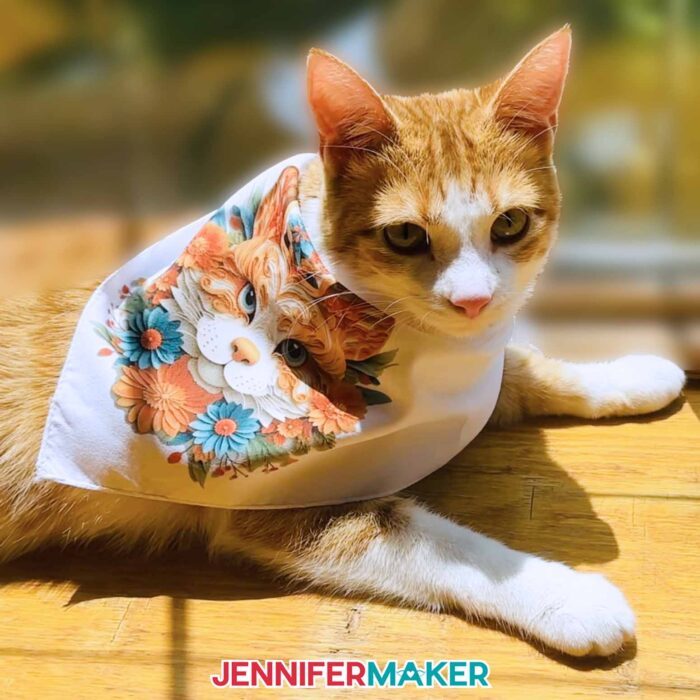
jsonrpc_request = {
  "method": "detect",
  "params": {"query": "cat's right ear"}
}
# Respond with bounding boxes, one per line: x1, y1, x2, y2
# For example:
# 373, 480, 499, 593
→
307, 49, 395, 170
493, 26, 571, 138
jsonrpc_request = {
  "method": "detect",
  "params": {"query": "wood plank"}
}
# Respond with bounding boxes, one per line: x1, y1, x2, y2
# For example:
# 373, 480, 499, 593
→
0, 388, 697, 698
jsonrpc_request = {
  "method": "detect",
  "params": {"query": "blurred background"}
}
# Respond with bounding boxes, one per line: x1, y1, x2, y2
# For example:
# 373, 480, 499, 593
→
1, 0, 698, 368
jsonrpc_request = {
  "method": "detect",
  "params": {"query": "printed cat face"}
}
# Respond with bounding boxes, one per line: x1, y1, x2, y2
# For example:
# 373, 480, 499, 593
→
149, 166, 394, 426
307, 27, 572, 337
103, 165, 399, 482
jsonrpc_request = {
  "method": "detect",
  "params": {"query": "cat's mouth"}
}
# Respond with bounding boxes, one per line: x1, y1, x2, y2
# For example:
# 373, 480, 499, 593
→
193, 354, 274, 398
409, 298, 505, 338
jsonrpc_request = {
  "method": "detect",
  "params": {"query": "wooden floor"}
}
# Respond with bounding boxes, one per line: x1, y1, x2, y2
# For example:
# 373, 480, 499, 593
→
0, 386, 697, 699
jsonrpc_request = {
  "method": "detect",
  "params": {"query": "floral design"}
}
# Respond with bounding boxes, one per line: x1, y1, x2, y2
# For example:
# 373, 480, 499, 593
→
120, 306, 183, 369
178, 222, 228, 271
112, 357, 217, 437
146, 265, 179, 305
97, 166, 398, 487
277, 418, 313, 441
191, 400, 260, 458
308, 384, 366, 435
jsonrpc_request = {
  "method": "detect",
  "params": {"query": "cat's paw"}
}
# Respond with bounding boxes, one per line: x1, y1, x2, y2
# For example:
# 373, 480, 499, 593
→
528, 569, 636, 657
585, 354, 685, 418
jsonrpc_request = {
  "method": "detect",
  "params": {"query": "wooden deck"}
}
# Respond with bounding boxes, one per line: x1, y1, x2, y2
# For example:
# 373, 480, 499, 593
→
0, 384, 697, 698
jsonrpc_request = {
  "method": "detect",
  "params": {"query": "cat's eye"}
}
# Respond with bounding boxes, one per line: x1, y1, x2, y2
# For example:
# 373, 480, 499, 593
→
383, 223, 430, 254
238, 282, 256, 322
275, 339, 308, 368
490, 209, 530, 244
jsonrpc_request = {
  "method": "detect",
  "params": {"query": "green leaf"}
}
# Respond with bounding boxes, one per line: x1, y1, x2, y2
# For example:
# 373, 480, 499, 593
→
346, 348, 398, 379
93, 323, 114, 343
312, 430, 336, 451
360, 387, 393, 406
187, 457, 209, 487
246, 435, 289, 470
343, 367, 360, 384
290, 437, 312, 456
123, 291, 148, 314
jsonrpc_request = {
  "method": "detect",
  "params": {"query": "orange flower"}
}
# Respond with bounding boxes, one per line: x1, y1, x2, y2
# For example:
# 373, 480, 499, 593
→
277, 418, 312, 441
308, 383, 366, 436
178, 222, 229, 271
113, 357, 218, 437
146, 265, 180, 304
261, 421, 286, 446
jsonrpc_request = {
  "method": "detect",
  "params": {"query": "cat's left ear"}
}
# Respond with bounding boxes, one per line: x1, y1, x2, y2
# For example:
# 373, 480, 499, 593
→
494, 25, 571, 136
307, 49, 395, 169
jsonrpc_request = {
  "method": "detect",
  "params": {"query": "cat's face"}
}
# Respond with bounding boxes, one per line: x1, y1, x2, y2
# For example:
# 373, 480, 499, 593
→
308, 28, 571, 337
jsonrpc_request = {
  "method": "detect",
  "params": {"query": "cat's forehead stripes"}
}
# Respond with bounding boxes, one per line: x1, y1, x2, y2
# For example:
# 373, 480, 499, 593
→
372, 168, 543, 236
358, 91, 550, 235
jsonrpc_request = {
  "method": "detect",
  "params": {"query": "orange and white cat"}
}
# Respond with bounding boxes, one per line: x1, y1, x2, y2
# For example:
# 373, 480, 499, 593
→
0, 27, 685, 656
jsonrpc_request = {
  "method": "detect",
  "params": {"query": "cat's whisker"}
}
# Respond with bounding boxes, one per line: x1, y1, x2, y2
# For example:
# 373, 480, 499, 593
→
281, 288, 392, 342
317, 300, 387, 332
522, 165, 556, 174
379, 295, 412, 313
300, 289, 390, 314
502, 92, 546, 134
367, 306, 416, 331
514, 123, 558, 155
284, 295, 388, 345
417, 309, 436, 331
319, 294, 406, 340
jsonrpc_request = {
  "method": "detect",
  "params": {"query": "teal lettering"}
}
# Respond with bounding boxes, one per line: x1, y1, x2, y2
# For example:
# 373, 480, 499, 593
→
424, 661, 448, 686
398, 661, 424, 687
367, 661, 396, 687
470, 661, 490, 688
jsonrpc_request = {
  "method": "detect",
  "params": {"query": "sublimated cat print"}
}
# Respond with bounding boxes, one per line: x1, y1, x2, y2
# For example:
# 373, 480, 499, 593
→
0, 26, 686, 657
95, 165, 397, 486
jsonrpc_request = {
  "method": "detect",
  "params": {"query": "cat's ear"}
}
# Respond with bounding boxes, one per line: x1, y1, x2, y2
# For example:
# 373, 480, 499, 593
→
252, 167, 299, 241
493, 26, 571, 136
307, 49, 395, 168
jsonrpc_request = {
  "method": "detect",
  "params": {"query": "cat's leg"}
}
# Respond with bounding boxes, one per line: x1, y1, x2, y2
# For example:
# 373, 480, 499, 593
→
490, 344, 686, 426
207, 497, 635, 657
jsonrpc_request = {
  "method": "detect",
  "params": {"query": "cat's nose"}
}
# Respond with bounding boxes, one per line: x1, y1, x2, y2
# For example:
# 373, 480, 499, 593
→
231, 337, 260, 365
451, 295, 492, 319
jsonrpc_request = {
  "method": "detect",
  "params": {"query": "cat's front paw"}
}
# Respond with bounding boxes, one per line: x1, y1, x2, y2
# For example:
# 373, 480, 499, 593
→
586, 354, 685, 418
528, 569, 636, 657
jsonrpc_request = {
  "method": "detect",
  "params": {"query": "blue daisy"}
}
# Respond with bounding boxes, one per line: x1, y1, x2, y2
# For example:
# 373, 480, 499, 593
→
120, 306, 183, 369
190, 400, 260, 459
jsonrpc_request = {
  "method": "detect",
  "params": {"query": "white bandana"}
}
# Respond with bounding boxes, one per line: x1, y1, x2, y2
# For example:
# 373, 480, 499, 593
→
36, 154, 510, 509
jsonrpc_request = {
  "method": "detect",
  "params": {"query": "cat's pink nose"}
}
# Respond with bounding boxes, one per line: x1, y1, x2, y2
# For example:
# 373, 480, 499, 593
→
451, 295, 492, 319
231, 337, 260, 365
